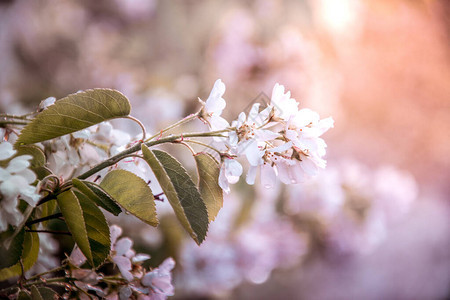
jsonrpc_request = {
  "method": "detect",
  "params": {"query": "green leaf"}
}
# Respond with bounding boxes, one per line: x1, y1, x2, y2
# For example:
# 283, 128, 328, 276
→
195, 153, 223, 222
72, 178, 122, 216
100, 170, 158, 226
18, 290, 32, 300
0, 227, 25, 269
0, 231, 40, 281
32, 166, 53, 180
37, 199, 58, 228
30, 286, 57, 300
57, 190, 110, 268
16, 89, 131, 145
141, 145, 208, 244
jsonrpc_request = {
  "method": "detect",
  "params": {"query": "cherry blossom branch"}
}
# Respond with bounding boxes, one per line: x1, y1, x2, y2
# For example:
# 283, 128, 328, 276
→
76, 129, 230, 180
0, 120, 30, 126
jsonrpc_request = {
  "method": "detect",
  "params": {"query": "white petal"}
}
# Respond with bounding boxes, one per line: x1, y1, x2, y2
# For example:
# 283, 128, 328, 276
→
258, 105, 272, 121
290, 163, 307, 183
159, 257, 176, 273
237, 112, 246, 125
0, 142, 16, 160
0, 168, 11, 181
255, 129, 279, 142
301, 157, 319, 176
245, 142, 263, 167
316, 117, 334, 135
205, 79, 226, 115
277, 161, 293, 184
210, 115, 229, 131
269, 141, 293, 153
7, 156, 31, 173
132, 254, 151, 263
229, 131, 238, 146
17, 168, 37, 184
112, 256, 133, 281
73, 129, 90, 139
225, 159, 243, 183
70, 246, 87, 266
246, 165, 258, 185
115, 238, 133, 256
248, 103, 261, 122
0, 175, 27, 197
294, 108, 320, 127
218, 166, 230, 194
110, 225, 123, 246
20, 185, 40, 206
260, 164, 277, 189
39, 97, 56, 110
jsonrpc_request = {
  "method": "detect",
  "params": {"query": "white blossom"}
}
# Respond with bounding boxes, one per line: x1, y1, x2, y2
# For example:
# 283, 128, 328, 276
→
110, 225, 150, 282
0, 142, 40, 232
38, 96, 56, 110
218, 157, 243, 194
200, 79, 230, 131
140, 257, 175, 299
270, 83, 299, 120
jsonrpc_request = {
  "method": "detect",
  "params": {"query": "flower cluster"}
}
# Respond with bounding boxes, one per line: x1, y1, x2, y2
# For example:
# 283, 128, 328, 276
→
68, 225, 175, 300
200, 80, 334, 193
0, 141, 40, 232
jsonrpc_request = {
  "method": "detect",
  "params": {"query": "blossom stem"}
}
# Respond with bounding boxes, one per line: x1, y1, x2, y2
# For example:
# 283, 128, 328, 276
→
25, 213, 63, 227
125, 115, 147, 140
145, 109, 202, 142
184, 140, 222, 154
25, 265, 65, 282
36, 193, 57, 206
175, 141, 196, 155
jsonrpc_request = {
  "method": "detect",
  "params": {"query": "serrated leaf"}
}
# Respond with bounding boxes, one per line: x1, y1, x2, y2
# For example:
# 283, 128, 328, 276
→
195, 153, 223, 222
72, 178, 122, 216
30, 286, 57, 300
16, 89, 131, 145
0, 227, 25, 269
100, 170, 158, 226
142, 145, 208, 244
0, 231, 39, 281
57, 190, 110, 268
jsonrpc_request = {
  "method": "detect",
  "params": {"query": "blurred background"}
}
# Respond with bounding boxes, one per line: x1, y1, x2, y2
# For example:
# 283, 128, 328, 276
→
0, 0, 449, 299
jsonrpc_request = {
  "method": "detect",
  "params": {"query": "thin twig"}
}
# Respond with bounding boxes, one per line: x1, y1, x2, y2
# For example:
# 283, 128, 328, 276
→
25, 213, 63, 227
25, 229, 72, 236
125, 115, 147, 140
145, 109, 201, 142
